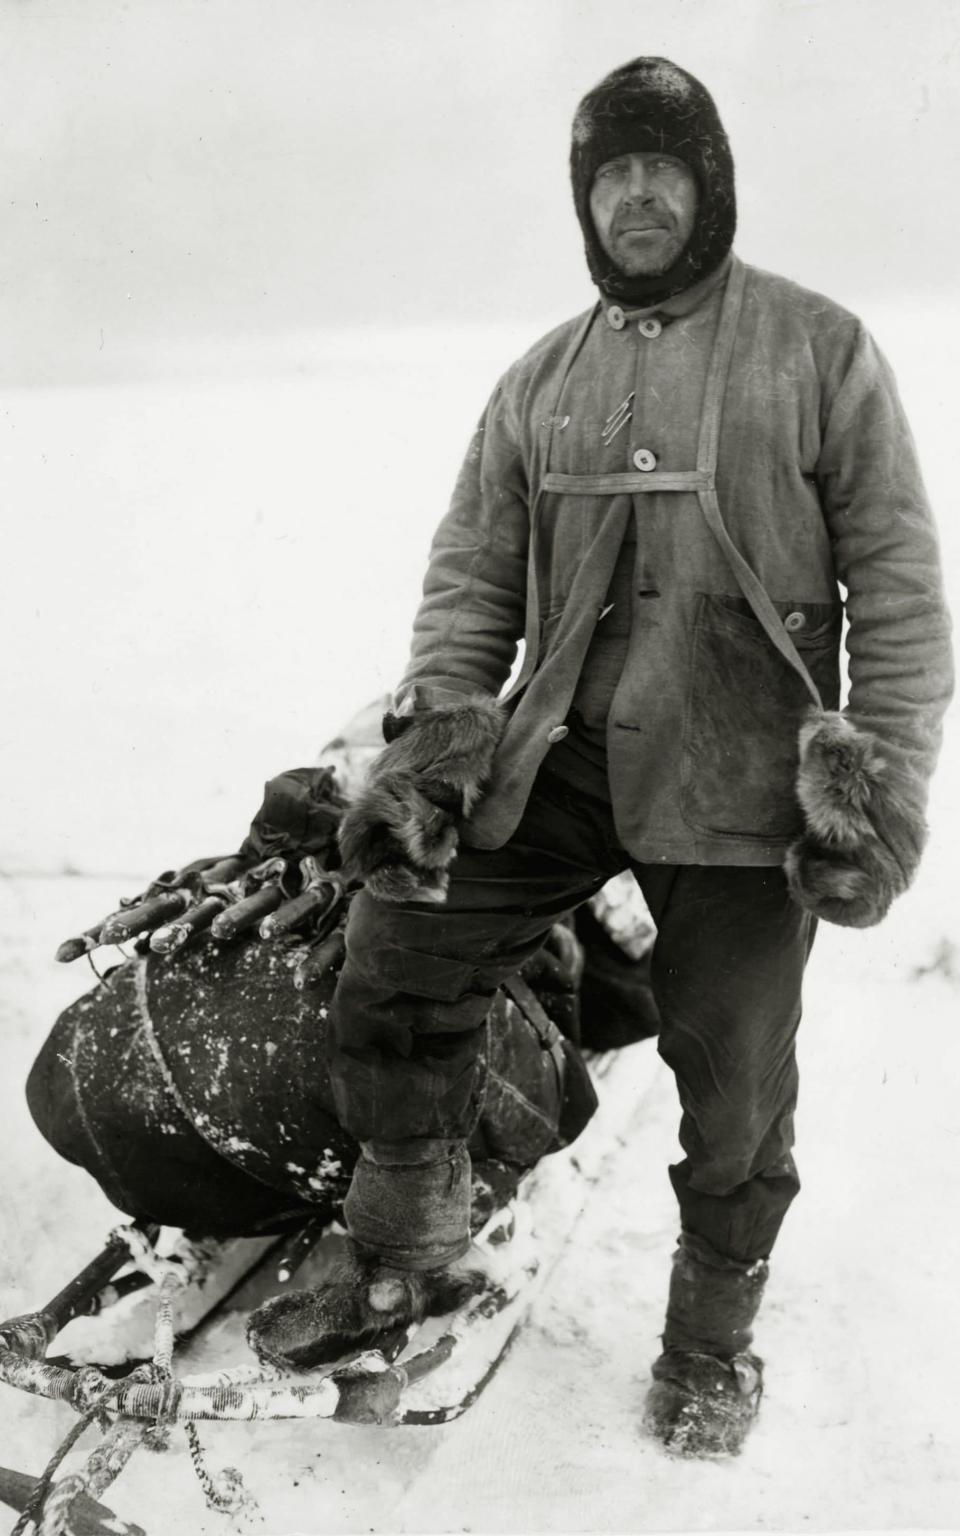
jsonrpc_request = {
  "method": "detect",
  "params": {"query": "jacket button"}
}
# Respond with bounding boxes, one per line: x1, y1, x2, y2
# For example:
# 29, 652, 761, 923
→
784, 611, 807, 633
547, 725, 569, 744
638, 317, 662, 338
606, 306, 626, 330
633, 448, 657, 471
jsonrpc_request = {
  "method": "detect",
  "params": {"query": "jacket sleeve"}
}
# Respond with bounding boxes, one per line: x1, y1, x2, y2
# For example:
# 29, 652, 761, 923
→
394, 372, 530, 709
816, 321, 954, 806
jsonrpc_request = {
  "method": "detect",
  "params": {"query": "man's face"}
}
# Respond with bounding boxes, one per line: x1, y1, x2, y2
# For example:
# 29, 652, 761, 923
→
589, 152, 698, 278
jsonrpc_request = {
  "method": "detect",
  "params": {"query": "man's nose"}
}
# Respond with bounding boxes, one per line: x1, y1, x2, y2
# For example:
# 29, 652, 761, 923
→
622, 163, 654, 201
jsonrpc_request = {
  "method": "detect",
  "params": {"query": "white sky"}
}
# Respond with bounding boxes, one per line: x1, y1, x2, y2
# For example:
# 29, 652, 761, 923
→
2, 0, 959, 384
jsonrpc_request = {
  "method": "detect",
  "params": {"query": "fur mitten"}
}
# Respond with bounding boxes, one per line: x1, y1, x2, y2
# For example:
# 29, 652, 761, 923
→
337, 695, 506, 903
246, 1249, 486, 1370
784, 711, 928, 928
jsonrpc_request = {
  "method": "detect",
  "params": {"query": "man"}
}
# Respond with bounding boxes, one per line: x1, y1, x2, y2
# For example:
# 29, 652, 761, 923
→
248, 58, 953, 1455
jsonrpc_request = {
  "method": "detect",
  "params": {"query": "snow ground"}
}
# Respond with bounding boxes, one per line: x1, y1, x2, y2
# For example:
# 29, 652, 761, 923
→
1, 310, 959, 1533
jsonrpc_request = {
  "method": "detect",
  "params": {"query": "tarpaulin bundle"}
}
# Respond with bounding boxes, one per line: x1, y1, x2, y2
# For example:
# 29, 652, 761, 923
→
27, 933, 580, 1239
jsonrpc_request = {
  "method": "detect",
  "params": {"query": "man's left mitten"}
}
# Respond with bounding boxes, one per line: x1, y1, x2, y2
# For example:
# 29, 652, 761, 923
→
337, 695, 506, 903
784, 711, 928, 928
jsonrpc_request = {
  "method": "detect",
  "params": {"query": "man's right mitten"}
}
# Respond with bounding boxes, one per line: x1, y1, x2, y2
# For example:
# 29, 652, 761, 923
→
337, 694, 506, 903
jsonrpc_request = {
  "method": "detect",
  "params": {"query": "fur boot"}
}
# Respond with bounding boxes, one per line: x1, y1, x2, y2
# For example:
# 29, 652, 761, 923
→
337, 695, 506, 903
246, 1247, 486, 1370
642, 1236, 768, 1458
785, 710, 927, 928
644, 1348, 763, 1458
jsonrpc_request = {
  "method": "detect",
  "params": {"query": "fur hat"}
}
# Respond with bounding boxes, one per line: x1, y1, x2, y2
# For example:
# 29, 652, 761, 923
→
570, 57, 736, 306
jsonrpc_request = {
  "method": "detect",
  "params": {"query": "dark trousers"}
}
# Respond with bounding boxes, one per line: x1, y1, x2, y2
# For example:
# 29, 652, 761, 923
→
328, 770, 815, 1265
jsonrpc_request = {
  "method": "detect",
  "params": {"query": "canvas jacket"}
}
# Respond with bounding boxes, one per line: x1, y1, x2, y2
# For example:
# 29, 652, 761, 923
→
397, 255, 953, 865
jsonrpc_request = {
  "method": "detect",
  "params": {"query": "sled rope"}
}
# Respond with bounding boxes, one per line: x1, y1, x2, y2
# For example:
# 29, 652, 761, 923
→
143, 1270, 255, 1517
183, 1423, 251, 1517
37, 1420, 147, 1536
130, 960, 290, 1195
85, 949, 108, 982
9, 1380, 137, 1536
9, 1404, 107, 1536
148, 1269, 255, 1517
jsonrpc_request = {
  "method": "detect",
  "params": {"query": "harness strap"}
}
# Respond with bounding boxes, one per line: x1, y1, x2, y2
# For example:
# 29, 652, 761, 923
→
502, 975, 567, 1078
542, 470, 714, 494
696, 258, 744, 476
694, 261, 824, 710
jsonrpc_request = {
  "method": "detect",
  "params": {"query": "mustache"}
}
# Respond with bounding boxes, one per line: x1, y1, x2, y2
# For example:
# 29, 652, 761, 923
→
612, 207, 676, 235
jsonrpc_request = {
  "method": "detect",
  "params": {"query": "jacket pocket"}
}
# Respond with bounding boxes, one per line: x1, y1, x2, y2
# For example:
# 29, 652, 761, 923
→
680, 594, 842, 840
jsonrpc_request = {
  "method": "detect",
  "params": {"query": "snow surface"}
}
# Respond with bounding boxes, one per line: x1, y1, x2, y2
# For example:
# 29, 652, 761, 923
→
1, 310, 959, 1533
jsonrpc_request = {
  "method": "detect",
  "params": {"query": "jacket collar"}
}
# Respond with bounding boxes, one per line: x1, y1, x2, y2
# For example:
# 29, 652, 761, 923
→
598, 251, 733, 329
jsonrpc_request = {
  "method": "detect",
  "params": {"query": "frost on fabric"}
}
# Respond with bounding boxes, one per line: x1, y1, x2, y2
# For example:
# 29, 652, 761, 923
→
207, 1039, 231, 1096
285, 1148, 346, 1195
573, 60, 695, 144
639, 60, 694, 102
222, 1134, 258, 1156
310, 1148, 344, 1185
571, 106, 593, 146
192, 1112, 258, 1160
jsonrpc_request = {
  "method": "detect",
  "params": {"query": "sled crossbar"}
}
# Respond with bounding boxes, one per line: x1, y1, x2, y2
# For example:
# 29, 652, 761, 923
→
0, 1222, 502, 1429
